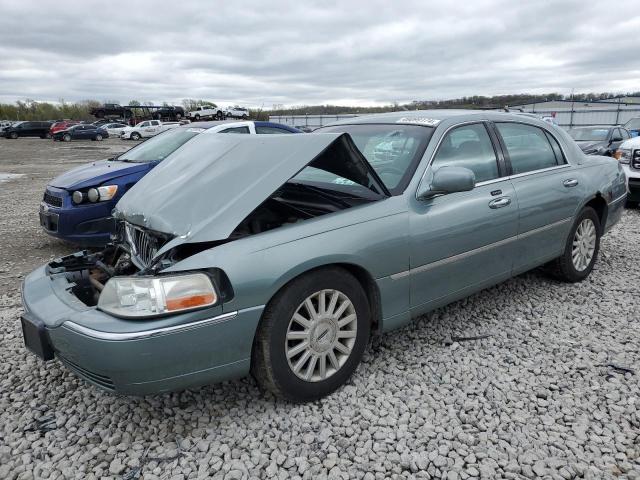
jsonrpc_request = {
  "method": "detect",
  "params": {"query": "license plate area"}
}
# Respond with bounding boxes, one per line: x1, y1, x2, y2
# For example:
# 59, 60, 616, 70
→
39, 204, 59, 232
21, 314, 55, 361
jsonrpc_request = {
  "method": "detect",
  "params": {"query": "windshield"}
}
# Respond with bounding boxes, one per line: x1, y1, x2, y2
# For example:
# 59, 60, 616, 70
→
116, 127, 205, 163
624, 118, 640, 130
313, 124, 433, 193
568, 128, 609, 141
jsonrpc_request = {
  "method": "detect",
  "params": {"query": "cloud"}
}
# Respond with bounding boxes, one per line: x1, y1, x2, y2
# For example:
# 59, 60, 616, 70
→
0, 0, 638, 107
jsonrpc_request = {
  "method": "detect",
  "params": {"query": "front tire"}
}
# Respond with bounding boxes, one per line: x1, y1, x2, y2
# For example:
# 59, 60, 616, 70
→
194, 114, 200, 121
548, 207, 601, 282
9, 132, 18, 139
95, 134, 103, 141
62, 134, 71, 142
252, 267, 370, 402
130, 132, 141, 140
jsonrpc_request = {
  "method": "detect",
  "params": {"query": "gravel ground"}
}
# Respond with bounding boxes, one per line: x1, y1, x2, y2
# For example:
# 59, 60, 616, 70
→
0, 138, 639, 480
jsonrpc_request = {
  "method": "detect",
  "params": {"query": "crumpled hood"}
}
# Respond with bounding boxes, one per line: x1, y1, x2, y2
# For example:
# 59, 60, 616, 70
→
114, 133, 349, 245
48, 159, 153, 190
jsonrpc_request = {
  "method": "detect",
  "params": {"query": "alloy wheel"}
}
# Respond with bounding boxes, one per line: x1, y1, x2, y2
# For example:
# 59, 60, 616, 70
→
572, 218, 596, 271
285, 289, 357, 382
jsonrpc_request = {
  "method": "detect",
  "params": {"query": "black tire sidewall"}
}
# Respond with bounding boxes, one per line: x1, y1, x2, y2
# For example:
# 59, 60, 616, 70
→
260, 269, 370, 401
562, 207, 601, 281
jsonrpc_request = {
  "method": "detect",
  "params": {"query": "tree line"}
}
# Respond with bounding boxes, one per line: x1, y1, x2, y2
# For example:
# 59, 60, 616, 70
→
1, 92, 639, 121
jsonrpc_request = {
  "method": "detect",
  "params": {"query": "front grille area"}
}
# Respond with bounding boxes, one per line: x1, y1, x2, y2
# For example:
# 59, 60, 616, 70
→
43, 190, 63, 208
124, 222, 169, 269
632, 151, 640, 170
59, 356, 115, 391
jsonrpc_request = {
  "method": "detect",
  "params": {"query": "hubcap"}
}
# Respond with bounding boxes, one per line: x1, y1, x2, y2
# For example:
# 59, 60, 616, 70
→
572, 218, 596, 271
285, 289, 357, 382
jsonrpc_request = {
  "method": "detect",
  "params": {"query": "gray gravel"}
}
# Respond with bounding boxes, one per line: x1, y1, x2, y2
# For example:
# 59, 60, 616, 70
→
1, 138, 639, 479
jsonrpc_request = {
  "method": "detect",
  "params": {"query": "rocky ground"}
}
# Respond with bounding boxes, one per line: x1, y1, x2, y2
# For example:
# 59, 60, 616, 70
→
0, 138, 638, 479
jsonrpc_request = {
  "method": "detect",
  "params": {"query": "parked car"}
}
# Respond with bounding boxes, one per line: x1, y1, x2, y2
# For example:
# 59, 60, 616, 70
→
2, 121, 53, 139
21, 111, 626, 400
50, 121, 80, 135
92, 119, 113, 127
52, 124, 108, 142
186, 105, 225, 121
120, 120, 182, 140
568, 126, 630, 156
152, 106, 185, 120
615, 137, 640, 206
98, 122, 128, 136
225, 106, 249, 119
623, 117, 640, 138
90, 103, 132, 119
38, 121, 301, 246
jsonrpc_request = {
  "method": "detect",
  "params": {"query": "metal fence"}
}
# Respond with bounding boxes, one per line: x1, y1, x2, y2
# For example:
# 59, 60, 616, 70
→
268, 114, 359, 130
515, 106, 640, 129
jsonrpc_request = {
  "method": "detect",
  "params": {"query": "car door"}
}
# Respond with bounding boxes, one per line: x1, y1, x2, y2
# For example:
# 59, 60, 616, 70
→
409, 122, 518, 312
493, 121, 583, 274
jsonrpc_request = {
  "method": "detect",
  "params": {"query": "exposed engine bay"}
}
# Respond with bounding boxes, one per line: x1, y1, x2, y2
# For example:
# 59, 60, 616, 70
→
48, 181, 380, 307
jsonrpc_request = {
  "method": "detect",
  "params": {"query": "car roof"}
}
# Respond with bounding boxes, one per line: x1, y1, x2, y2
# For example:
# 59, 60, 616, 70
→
321, 109, 556, 128
570, 125, 614, 129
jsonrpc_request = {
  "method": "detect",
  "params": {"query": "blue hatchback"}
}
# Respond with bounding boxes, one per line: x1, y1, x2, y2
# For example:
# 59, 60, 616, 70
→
40, 121, 301, 246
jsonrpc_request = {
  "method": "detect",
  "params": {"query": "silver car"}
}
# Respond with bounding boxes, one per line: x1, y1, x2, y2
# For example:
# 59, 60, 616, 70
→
21, 110, 627, 401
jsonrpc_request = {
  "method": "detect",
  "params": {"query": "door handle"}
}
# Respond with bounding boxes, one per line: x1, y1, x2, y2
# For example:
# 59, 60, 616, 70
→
563, 179, 579, 188
489, 197, 511, 209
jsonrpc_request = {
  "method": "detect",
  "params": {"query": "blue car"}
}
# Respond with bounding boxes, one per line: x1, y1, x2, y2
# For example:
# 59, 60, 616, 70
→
40, 121, 301, 246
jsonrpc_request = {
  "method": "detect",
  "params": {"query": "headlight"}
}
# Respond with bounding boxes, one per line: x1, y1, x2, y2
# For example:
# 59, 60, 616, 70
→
87, 185, 118, 202
617, 149, 631, 165
98, 273, 217, 318
72, 191, 84, 204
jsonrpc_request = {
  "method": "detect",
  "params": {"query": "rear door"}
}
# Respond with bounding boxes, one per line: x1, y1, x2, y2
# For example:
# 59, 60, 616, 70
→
493, 121, 583, 273
409, 122, 518, 311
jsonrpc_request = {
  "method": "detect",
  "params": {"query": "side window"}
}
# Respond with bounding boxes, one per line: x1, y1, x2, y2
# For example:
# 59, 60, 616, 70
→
151, 121, 160, 126
139, 122, 149, 128
431, 123, 500, 183
621, 128, 630, 140
220, 126, 250, 134
256, 126, 292, 134
496, 123, 559, 174
544, 131, 566, 165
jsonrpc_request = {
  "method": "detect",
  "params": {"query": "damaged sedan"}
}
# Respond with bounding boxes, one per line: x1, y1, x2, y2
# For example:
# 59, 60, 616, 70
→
21, 111, 627, 401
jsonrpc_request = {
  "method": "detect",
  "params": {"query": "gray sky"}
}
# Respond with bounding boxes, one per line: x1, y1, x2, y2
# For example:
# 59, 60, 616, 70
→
0, 0, 639, 108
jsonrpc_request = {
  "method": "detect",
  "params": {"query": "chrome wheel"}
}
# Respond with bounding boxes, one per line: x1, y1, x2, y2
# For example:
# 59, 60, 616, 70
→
572, 218, 596, 271
285, 289, 357, 382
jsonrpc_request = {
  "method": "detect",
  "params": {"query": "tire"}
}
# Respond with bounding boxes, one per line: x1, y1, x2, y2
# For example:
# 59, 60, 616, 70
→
9, 132, 18, 139
46, 133, 52, 139
216, 111, 224, 120
242, 114, 248, 119
63, 134, 71, 142
131, 132, 141, 141
95, 134, 103, 141
194, 114, 200, 121
547, 207, 601, 283
251, 267, 371, 402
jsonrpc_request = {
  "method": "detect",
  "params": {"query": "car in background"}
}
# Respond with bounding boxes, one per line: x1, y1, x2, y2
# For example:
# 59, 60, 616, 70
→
568, 126, 630, 156
22, 110, 626, 400
52, 125, 109, 142
92, 119, 113, 127
2, 121, 53, 139
120, 120, 181, 140
225, 106, 250, 119
152, 106, 185, 120
615, 137, 640, 206
98, 122, 128, 136
50, 121, 80, 135
623, 118, 640, 138
90, 103, 132, 119
39, 121, 301, 246
186, 105, 225, 121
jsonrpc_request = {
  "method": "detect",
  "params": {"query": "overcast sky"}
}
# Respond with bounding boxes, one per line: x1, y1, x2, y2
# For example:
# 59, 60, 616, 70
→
0, 0, 639, 108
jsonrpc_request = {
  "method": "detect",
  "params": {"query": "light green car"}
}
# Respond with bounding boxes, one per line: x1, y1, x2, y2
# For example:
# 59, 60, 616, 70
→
21, 110, 627, 401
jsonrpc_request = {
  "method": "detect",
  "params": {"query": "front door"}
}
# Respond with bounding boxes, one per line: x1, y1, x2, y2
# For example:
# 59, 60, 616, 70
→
409, 122, 518, 313
493, 122, 584, 273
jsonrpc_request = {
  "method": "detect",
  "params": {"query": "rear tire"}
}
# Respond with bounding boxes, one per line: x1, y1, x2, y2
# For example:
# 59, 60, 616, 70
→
9, 132, 18, 139
194, 114, 200, 121
547, 207, 601, 283
252, 267, 370, 402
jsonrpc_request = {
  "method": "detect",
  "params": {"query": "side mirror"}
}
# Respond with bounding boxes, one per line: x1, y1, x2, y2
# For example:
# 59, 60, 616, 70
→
611, 136, 623, 143
418, 166, 476, 200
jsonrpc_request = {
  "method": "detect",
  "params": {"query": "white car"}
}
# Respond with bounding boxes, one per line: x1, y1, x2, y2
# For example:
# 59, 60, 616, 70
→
225, 106, 250, 119
98, 122, 128, 137
616, 137, 640, 206
120, 120, 181, 140
187, 105, 225, 121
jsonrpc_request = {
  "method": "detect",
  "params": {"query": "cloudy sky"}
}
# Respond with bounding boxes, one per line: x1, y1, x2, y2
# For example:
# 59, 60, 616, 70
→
0, 0, 639, 108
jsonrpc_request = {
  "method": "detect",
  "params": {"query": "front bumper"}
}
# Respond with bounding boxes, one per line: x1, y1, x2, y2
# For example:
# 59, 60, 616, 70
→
622, 165, 640, 202
21, 265, 263, 395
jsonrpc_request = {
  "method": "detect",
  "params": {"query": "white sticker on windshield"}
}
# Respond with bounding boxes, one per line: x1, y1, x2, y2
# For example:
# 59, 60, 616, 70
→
396, 117, 440, 126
